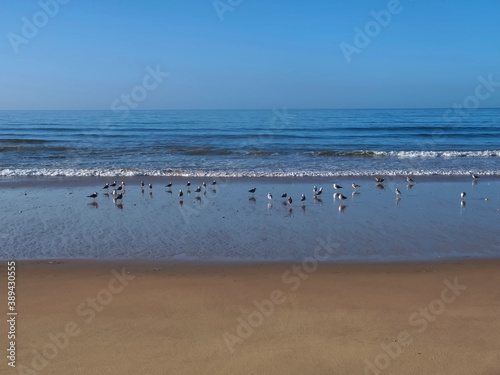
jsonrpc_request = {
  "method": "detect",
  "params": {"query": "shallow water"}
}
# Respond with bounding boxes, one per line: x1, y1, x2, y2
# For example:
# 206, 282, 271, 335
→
1, 176, 498, 262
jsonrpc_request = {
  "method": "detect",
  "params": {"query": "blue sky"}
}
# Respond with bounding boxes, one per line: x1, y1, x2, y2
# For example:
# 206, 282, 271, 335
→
1, 0, 499, 110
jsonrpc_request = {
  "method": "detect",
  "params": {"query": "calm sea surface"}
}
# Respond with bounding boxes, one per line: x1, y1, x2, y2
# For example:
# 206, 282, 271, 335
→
0, 109, 499, 177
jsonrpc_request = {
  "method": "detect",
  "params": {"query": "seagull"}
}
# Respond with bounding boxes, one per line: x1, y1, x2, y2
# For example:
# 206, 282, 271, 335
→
212, 180, 217, 185
395, 188, 401, 195
281, 193, 287, 198
313, 186, 317, 194
110, 181, 117, 187
149, 184, 153, 190
406, 177, 414, 183
267, 193, 273, 200
195, 186, 201, 193
352, 183, 360, 189
87, 192, 98, 199
287, 196, 292, 204
461, 192, 466, 199
166, 182, 172, 188
102, 183, 109, 190
301, 194, 306, 201
375, 177, 384, 182
333, 184, 343, 190
179, 189, 183, 197
187, 181, 191, 187
249, 188, 257, 193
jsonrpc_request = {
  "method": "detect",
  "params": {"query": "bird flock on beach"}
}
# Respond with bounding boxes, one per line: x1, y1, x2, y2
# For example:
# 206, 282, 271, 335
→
86, 174, 491, 211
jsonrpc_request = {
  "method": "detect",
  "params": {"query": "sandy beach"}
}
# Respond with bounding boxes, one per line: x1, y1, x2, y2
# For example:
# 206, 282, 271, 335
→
0, 259, 498, 374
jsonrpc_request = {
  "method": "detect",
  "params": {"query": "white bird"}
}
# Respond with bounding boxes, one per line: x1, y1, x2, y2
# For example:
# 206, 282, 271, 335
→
267, 193, 273, 200
112, 189, 117, 196
333, 184, 343, 190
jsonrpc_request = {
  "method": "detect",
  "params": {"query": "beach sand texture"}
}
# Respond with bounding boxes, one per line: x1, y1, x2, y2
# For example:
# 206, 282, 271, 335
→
1, 260, 499, 375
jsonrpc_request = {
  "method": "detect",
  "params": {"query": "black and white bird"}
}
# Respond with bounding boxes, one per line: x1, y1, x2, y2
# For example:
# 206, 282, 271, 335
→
149, 184, 153, 190
187, 181, 191, 187
395, 188, 401, 195
313, 186, 318, 194
195, 186, 201, 193
87, 192, 98, 199
249, 188, 257, 194
406, 177, 414, 183
179, 189, 183, 197
203, 182, 207, 189
281, 193, 287, 198
339, 194, 347, 201
112, 189, 117, 196
300, 194, 306, 201
110, 181, 117, 187
333, 184, 343, 190
315, 187, 323, 196
121, 181, 125, 187
114, 193, 123, 201
375, 177, 384, 182
166, 182, 172, 188
352, 183, 360, 189
212, 180, 217, 185
472, 174, 479, 179
103, 183, 109, 190
461, 192, 466, 199
267, 193, 273, 200
117, 185, 122, 191
287, 196, 292, 204
141, 181, 144, 188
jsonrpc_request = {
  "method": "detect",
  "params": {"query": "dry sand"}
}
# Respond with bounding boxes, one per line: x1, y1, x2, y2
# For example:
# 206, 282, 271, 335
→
1, 259, 500, 375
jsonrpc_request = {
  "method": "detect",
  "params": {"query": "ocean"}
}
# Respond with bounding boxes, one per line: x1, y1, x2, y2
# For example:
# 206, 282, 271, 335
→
1, 108, 499, 177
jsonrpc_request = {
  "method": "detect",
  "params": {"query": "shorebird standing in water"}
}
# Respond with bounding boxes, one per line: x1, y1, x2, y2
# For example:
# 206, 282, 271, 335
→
352, 183, 360, 189
110, 181, 117, 187
103, 183, 109, 190
187, 181, 191, 187
339, 194, 347, 202
113, 193, 123, 202
395, 188, 402, 195
267, 193, 273, 200
472, 174, 479, 179
375, 177, 384, 182
149, 183, 153, 190
461, 192, 466, 199
301, 194, 305, 201
333, 184, 343, 190
141, 181, 144, 188
195, 186, 201, 193
179, 189, 183, 197
212, 180, 217, 185
249, 188, 257, 194
313, 186, 317, 194
112, 189, 117, 196
203, 182, 207, 189
406, 177, 414, 183
166, 182, 172, 188
287, 196, 293, 204
315, 187, 323, 197
87, 192, 98, 200
281, 193, 287, 198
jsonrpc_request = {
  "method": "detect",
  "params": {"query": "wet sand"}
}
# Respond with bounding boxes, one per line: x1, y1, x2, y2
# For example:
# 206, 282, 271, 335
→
1, 259, 499, 374
0, 176, 499, 261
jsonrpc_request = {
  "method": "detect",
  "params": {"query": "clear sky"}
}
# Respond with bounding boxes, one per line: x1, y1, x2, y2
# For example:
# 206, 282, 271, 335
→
1, 0, 499, 110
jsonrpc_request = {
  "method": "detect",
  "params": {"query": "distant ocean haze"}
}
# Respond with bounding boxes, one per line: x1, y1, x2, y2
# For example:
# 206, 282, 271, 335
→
0, 108, 498, 177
